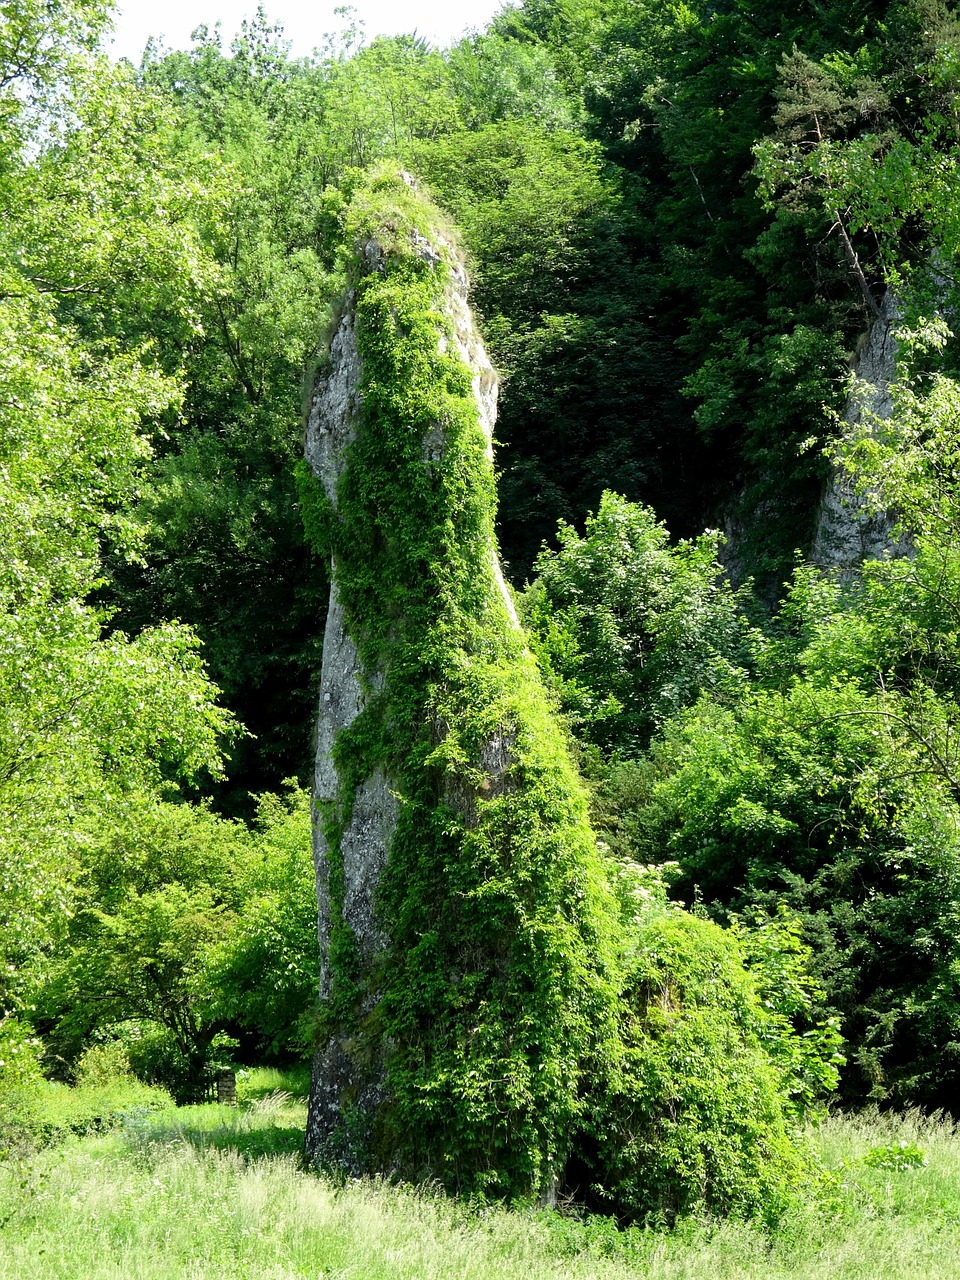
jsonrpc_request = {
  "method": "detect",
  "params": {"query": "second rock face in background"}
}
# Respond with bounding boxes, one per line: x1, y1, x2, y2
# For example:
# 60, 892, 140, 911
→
812, 290, 913, 573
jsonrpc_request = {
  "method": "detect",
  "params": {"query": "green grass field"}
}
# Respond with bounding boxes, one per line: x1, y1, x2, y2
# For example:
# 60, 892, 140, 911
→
1, 1070, 959, 1278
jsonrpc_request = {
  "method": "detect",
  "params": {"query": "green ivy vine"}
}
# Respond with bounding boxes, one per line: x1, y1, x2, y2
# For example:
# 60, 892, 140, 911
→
298, 166, 817, 1219
298, 166, 620, 1199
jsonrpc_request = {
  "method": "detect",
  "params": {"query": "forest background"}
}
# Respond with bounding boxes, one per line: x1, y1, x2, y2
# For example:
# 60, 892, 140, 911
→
5, 0, 960, 1229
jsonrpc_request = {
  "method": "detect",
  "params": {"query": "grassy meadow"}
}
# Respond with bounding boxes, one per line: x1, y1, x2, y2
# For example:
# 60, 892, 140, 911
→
0, 1069, 958, 1278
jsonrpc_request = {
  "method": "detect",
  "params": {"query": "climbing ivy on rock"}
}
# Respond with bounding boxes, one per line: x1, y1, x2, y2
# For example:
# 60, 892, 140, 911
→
299, 167, 820, 1215
300, 168, 621, 1199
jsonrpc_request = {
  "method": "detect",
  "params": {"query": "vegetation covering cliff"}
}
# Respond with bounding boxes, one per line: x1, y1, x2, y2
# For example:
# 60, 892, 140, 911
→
298, 166, 820, 1214
297, 170, 618, 1197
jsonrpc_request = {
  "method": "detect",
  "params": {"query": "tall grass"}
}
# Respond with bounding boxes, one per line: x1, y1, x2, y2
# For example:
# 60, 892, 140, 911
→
1, 1087, 959, 1279
235, 1064, 311, 1105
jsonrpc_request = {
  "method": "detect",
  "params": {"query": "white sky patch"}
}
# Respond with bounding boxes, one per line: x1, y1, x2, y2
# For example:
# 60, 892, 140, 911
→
108, 1, 512, 62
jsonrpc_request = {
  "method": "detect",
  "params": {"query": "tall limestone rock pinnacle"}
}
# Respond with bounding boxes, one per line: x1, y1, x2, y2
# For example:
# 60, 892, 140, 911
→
298, 167, 617, 1199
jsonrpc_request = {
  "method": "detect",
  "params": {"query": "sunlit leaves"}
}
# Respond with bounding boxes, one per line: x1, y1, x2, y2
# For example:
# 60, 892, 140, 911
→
0, 12, 237, 1018
523, 491, 754, 752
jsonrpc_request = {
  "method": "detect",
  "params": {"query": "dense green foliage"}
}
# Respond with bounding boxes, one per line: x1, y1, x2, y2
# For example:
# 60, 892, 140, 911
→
637, 673, 960, 1107
581, 870, 836, 1223
80, 0, 960, 803
530, 473, 960, 1109
521, 491, 754, 753
75, 0, 960, 819
6, 0, 960, 1242
530, 413, 960, 1109
0, 2, 234, 1044
484, 0, 960, 581
36, 789, 318, 1097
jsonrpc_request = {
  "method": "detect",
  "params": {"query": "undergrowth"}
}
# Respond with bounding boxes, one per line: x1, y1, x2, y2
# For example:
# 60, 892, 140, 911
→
1, 1105, 959, 1278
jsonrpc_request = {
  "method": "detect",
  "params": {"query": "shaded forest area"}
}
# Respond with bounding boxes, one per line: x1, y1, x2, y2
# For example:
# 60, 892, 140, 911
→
6, 0, 960, 1226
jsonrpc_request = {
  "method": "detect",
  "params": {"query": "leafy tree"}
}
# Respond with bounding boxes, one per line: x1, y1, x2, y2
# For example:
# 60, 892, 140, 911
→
39, 787, 318, 1086
56, 883, 235, 1099
104, 21, 353, 809
51, 785, 305, 1090
616, 348, 960, 1105
0, 1016, 43, 1154
446, 28, 577, 130
520, 351, 960, 1105
632, 673, 960, 1107
0, 287, 233, 1010
207, 787, 320, 1057
522, 491, 754, 753
487, 0, 960, 586
32, 798, 246, 1088
0, 1, 110, 113
0, 7, 234, 1030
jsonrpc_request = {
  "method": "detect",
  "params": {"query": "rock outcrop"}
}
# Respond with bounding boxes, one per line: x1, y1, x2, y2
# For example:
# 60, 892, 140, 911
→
299, 168, 615, 1198
811, 290, 912, 571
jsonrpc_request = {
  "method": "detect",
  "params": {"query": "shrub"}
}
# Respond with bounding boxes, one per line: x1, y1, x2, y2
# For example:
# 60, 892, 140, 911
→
123, 1023, 207, 1105
578, 874, 814, 1224
0, 1018, 43, 1155
28, 1077, 171, 1144
521, 491, 755, 754
75, 1041, 134, 1087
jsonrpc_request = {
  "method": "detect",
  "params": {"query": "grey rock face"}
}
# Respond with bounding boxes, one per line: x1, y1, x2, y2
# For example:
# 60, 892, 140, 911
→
303, 303, 361, 505
310, 582, 393, 1007
304, 295, 392, 1167
811, 291, 912, 571
303, 223, 516, 1166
